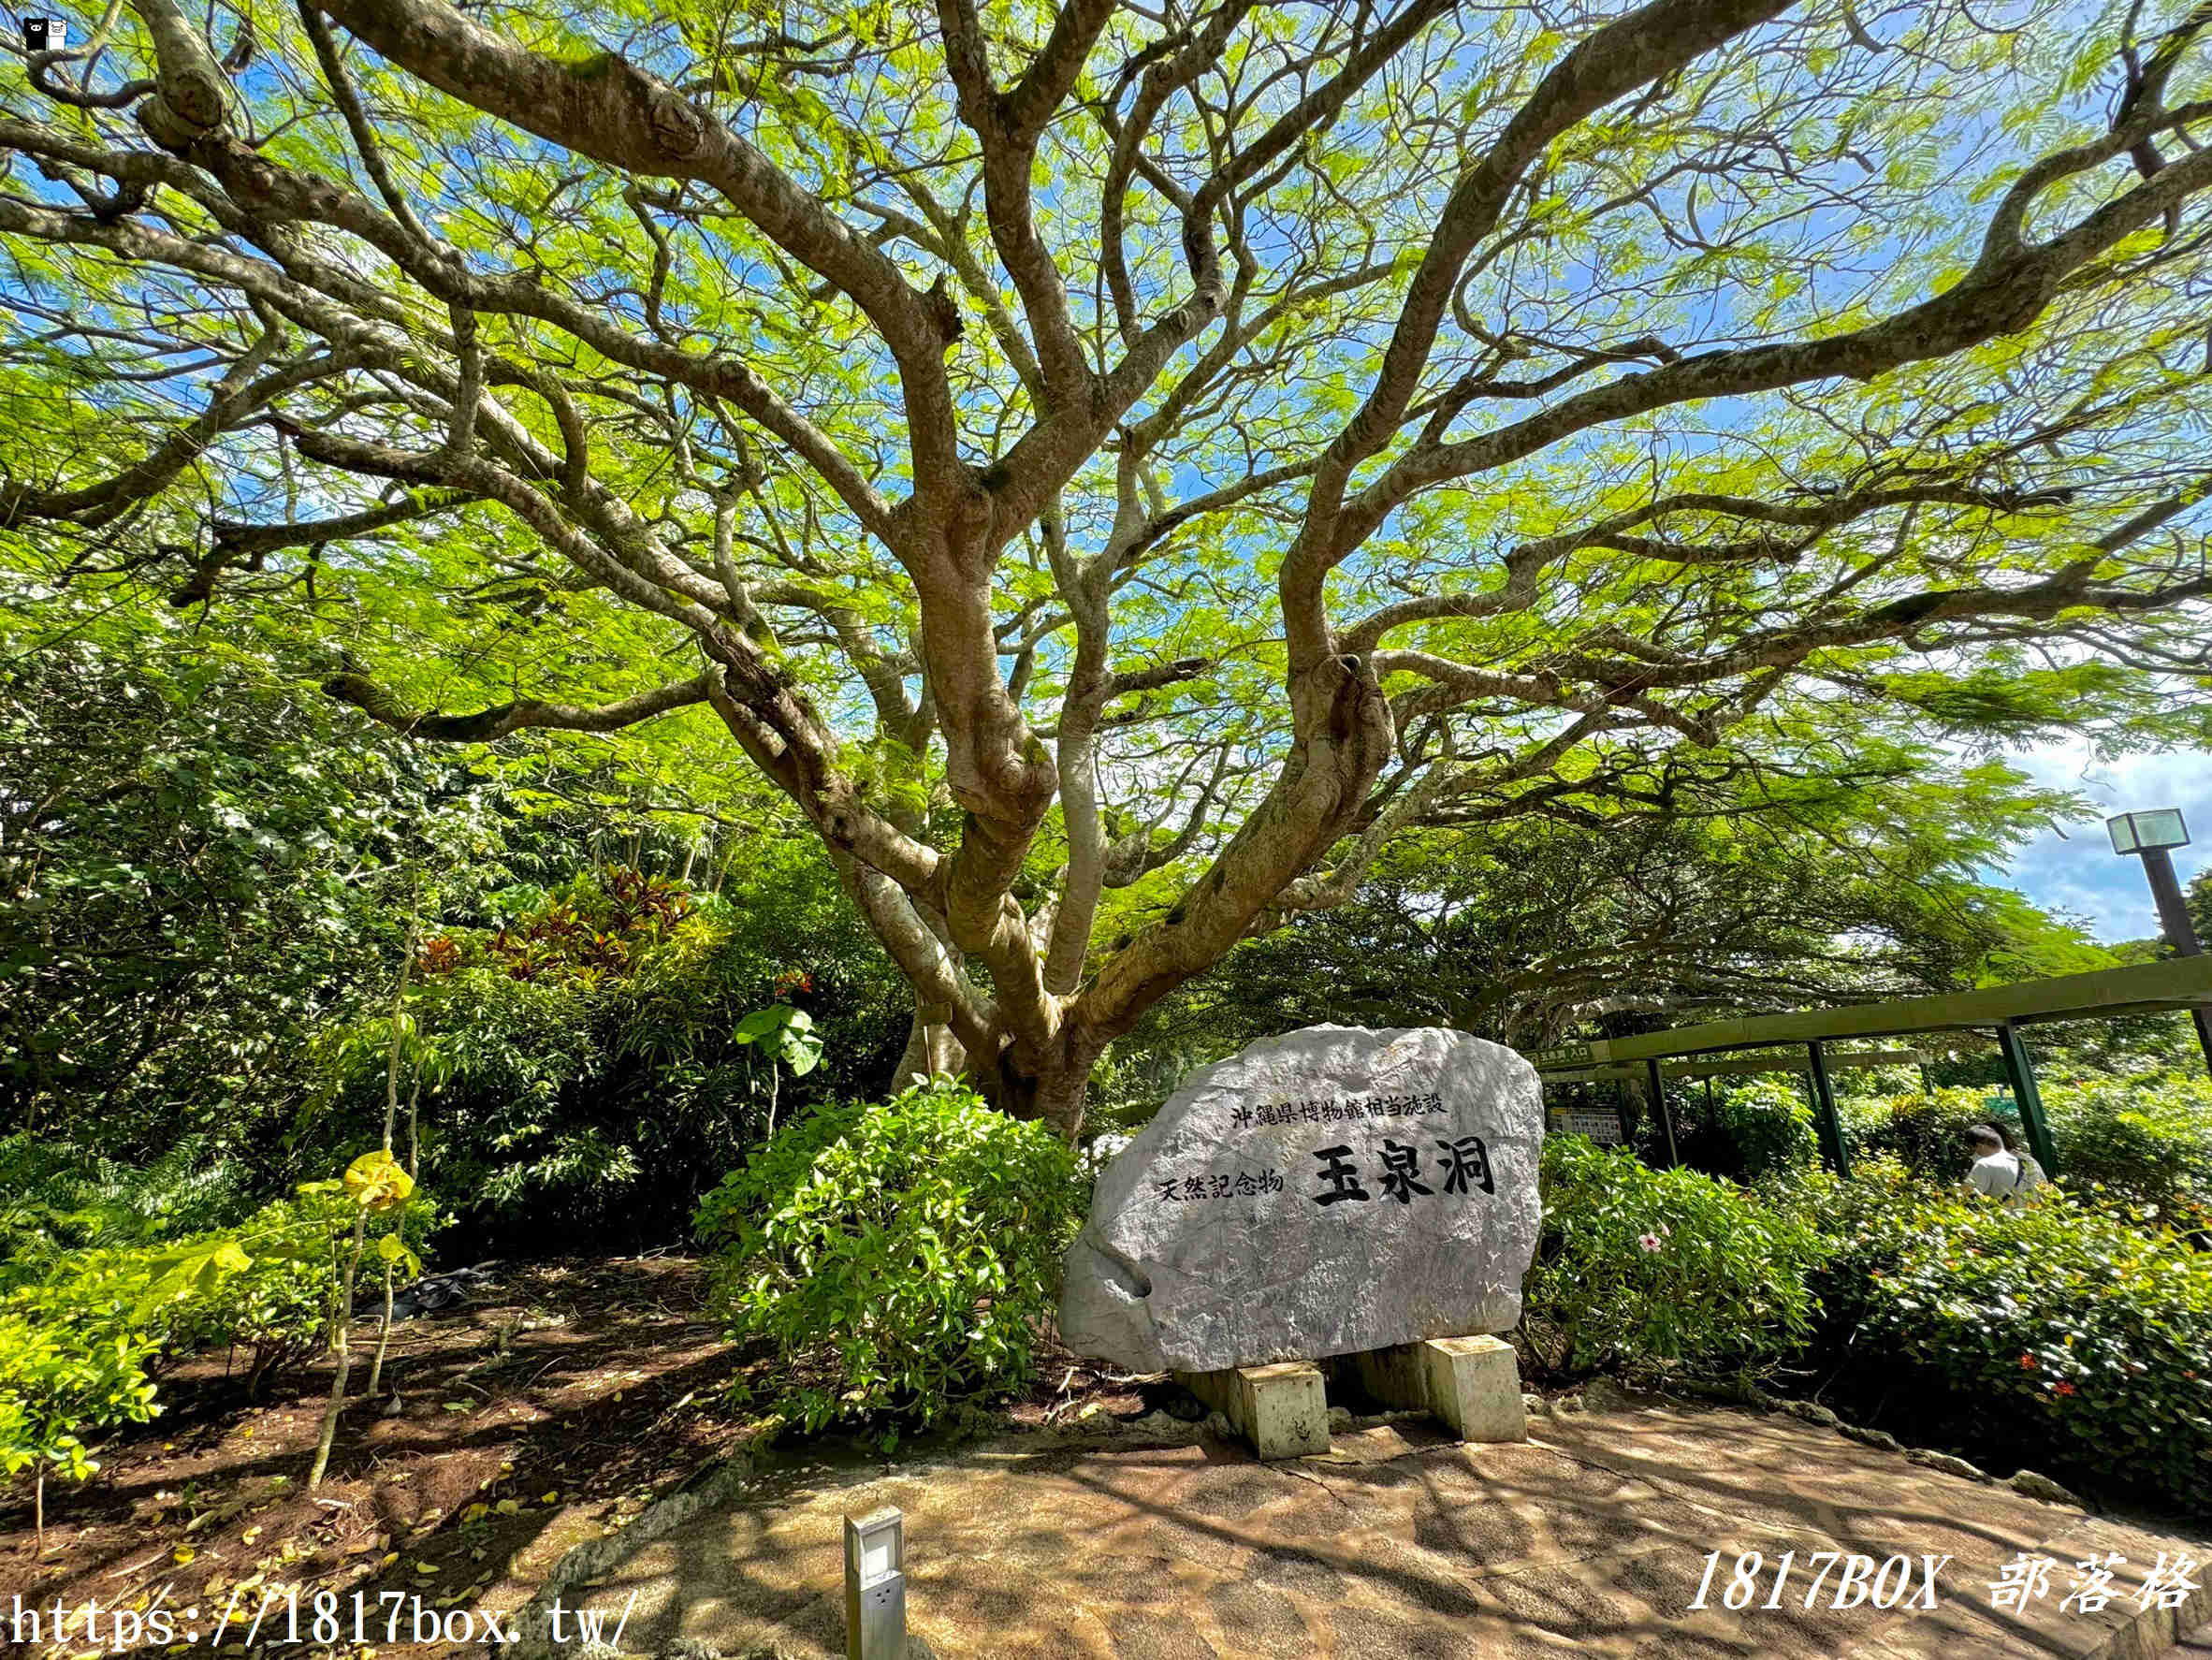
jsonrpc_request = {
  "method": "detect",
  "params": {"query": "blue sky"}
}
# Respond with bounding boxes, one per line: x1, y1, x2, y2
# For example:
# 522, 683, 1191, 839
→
1998, 742, 2212, 943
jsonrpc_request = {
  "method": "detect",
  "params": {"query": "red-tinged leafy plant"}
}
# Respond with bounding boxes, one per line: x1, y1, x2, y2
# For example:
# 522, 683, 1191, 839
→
486, 866, 694, 982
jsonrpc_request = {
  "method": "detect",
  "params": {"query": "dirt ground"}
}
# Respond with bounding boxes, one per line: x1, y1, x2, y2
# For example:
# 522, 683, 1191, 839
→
0, 1256, 1150, 1657
561, 1392, 2212, 1660
16, 1259, 2195, 1659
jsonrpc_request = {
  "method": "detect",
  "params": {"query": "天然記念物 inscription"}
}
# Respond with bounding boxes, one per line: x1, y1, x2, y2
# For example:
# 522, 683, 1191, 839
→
1154, 1169, 1286, 1202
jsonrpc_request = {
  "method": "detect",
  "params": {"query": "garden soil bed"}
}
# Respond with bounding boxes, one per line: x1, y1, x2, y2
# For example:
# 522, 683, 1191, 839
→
0, 1255, 1148, 1657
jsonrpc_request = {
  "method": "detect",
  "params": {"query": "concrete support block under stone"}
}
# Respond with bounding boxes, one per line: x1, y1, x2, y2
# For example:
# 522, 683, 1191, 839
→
1175, 1361, 1329, 1459
1353, 1334, 1526, 1443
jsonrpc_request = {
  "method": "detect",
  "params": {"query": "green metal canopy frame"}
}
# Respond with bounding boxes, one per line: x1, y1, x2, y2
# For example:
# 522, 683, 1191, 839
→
1531, 956, 2212, 1177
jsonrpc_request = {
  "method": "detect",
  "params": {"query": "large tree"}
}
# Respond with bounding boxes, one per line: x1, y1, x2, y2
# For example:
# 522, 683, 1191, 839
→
4, 0, 2211, 1132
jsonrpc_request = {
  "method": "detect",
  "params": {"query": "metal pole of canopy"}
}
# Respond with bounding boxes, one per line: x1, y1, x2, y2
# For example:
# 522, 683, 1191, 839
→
1646, 1057, 1679, 1168
1806, 1041, 1851, 1177
1995, 1021, 2059, 1175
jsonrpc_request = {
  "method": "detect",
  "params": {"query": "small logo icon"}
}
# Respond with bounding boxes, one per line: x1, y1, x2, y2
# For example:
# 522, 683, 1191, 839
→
22, 15, 63, 51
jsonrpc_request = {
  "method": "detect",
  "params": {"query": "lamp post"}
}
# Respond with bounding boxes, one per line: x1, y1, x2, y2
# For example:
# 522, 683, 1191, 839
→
844, 1507, 907, 1660
2106, 808, 2212, 1079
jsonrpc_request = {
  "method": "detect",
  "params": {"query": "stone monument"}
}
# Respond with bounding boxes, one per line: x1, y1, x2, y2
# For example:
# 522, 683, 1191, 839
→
1060, 1025, 1543, 1401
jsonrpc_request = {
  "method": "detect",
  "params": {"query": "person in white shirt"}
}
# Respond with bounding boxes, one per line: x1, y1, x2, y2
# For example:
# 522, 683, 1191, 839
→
1963, 1123, 2045, 1210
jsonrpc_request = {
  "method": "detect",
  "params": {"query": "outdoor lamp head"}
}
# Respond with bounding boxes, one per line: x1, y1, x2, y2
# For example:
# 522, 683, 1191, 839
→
848, 1507, 903, 1583
2106, 808, 2190, 856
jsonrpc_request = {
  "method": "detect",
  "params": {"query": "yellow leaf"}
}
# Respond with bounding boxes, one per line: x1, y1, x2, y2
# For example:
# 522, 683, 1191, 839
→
173, 1546, 196, 1565
377, 1552, 399, 1569
343, 1152, 415, 1214
540, 1492, 559, 1505
240, 1526, 263, 1545
462, 1503, 488, 1522
493, 1499, 519, 1516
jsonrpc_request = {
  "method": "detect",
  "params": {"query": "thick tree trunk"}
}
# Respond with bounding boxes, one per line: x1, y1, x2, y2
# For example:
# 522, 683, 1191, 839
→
894, 1001, 968, 1085
1615, 1074, 1647, 1146
980, 1044, 1092, 1142
1033, 1068, 1090, 1143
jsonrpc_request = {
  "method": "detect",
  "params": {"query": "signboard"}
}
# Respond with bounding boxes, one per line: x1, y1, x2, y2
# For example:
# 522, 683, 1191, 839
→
1532, 1041, 1595, 1070
1548, 1107, 1624, 1144
1058, 1026, 1541, 1374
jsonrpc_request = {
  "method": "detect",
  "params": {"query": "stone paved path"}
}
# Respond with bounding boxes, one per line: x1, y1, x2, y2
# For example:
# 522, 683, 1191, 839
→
560, 1396, 2208, 1658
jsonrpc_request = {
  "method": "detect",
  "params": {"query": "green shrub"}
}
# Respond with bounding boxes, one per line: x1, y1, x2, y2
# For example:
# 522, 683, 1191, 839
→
1, 1245, 207, 1522
1637, 1078, 1820, 1181
0, 1150, 421, 1391
1, 1170, 426, 1514
695, 1080, 1086, 1440
1806, 1158, 2212, 1509
304, 856, 913, 1252
2043, 1072, 2212, 1216
1837, 1087, 2012, 1181
1521, 1137, 1825, 1384
153, 1190, 368, 1392
1838, 1076, 2212, 1216
0, 1133, 259, 1269
13, 1190, 357, 1373
1715, 1079, 1820, 1179
0, 1310, 161, 1496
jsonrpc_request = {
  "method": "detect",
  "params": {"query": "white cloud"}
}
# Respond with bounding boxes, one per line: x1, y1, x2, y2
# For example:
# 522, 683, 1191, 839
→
1996, 741, 2212, 940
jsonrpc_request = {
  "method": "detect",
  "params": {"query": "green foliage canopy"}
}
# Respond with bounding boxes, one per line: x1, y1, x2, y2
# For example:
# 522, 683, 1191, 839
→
1132, 781, 2108, 1068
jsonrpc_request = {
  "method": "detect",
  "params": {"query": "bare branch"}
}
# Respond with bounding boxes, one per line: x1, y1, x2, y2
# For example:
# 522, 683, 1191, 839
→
322, 669, 716, 741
